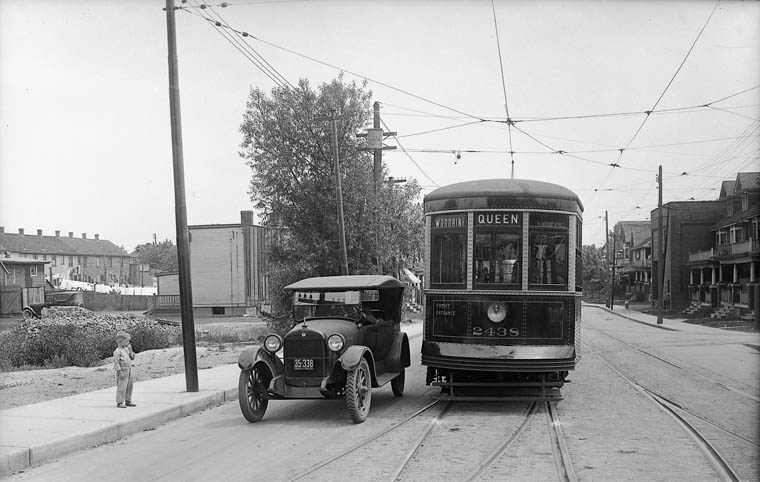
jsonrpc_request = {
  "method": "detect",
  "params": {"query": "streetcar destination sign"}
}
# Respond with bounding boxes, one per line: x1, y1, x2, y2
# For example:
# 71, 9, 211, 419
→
475, 212, 521, 226
432, 214, 467, 229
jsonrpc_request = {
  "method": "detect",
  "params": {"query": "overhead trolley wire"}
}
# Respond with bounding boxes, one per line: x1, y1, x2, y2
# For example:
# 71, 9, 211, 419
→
596, 0, 720, 192
490, 0, 516, 178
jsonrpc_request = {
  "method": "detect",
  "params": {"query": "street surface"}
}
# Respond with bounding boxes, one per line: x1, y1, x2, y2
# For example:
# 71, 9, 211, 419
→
7, 307, 758, 482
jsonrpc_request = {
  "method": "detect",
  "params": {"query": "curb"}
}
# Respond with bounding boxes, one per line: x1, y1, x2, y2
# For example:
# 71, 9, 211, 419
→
0, 387, 238, 477
584, 304, 680, 331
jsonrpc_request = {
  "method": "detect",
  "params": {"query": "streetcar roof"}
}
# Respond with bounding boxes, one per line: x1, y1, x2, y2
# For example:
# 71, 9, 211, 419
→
425, 179, 583, 211
285, 275, 405, 291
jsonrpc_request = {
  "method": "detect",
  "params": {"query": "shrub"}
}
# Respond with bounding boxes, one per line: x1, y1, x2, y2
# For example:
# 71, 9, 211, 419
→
0, 307, 181, 369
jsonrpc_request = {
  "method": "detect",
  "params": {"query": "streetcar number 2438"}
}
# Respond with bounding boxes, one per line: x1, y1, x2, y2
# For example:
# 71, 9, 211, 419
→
472, 327, 519, 337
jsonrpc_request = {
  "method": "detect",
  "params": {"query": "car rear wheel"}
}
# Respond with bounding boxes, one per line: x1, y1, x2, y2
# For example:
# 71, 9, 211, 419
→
239, 365, 269, 423
391, 368, 405, 397
22, 308, 34, 320
346, 358, 371, 423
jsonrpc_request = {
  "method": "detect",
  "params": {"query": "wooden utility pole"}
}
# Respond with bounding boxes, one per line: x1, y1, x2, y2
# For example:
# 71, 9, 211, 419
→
357, 102, 396, 274
611, 228, 616, 311
314, 110, 350, 275
165, 0, 198, 391
605, 210, 611, 309
657, 165, 664, 325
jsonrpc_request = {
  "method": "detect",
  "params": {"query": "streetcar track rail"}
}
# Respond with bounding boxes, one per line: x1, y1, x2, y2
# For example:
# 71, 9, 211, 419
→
638, 386, 760, 449
641, 387, 743, 482
460, 402, 538, 482
546, 401, 578, 482
586, 326, 760, 403
390, 401, 452, 481
583, 342, 743, 482
287, 399, 442, 482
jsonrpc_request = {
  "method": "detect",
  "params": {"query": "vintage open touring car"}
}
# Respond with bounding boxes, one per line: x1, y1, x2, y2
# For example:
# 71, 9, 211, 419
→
237, 275, 411, 423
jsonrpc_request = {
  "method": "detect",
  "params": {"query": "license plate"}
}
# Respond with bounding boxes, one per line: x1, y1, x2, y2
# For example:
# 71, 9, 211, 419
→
293, 358, 314, 371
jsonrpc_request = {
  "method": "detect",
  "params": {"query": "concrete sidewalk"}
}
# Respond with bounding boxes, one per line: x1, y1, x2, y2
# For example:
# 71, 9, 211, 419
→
583, 302, 756, 334
0, 364, 240, 477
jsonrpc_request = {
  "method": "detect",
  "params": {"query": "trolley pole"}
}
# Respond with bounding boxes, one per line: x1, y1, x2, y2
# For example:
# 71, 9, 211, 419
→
166, 0, 199, 391
315, 110, 350, 275
657, 165, 664, 325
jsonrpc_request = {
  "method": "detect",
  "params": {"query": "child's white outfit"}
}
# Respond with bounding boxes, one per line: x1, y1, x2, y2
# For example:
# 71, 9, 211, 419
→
113, 345, 135, 406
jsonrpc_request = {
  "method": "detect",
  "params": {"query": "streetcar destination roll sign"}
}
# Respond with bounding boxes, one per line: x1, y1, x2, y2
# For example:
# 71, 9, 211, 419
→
475, 212, 521, 226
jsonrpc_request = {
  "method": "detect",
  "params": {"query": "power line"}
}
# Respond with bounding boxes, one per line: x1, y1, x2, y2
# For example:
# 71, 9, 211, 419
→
182, 9, 487, 122
380, 119, 438, 187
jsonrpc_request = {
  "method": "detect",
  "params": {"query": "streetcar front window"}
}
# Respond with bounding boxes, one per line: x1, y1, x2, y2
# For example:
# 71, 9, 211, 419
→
529, 213, 569, 289
473, 233, 521, 288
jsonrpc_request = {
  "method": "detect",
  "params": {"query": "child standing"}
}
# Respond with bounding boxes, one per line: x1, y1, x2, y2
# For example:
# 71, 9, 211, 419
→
113, 331, 136, 408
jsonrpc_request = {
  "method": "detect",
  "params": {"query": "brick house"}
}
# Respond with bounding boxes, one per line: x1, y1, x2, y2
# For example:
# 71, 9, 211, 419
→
0, 228, 133, 285
686, 172, 760, 318
651, 200, 725, 311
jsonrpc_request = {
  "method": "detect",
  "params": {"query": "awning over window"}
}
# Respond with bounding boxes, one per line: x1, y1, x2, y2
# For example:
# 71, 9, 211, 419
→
402, 268, 421, 285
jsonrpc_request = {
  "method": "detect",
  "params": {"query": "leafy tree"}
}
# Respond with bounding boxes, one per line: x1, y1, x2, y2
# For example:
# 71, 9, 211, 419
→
582, 244, 608, 297
133, 240, 178, 273
239, 76, 423, 321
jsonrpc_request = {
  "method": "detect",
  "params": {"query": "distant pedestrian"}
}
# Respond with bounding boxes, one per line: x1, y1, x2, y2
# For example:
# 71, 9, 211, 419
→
113, 331, 136, 408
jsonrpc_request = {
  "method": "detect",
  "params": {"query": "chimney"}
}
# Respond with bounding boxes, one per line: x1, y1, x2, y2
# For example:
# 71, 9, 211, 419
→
37, 229, 43, 236
0, 226, 4, 234
18, 228, 24, 235
241, 210, 254, 226
69, 232, 74, 238
55, 230, 60, 237
82, 233, 87, 239
94, 234, 100, 240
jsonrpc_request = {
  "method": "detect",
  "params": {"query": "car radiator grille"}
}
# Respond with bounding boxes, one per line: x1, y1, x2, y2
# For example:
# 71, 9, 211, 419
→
285, 338, 326, 379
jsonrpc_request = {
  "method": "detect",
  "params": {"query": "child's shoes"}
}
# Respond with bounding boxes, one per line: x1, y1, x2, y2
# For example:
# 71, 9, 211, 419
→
117, 403, 126, 408
125, 402, 136, 407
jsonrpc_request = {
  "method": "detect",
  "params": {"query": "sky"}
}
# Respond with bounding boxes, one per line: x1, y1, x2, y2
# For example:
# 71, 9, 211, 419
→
1, 0, 758, 252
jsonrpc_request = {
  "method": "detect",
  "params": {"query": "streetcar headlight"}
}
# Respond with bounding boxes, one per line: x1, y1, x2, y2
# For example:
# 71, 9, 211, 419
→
487, 302, 507, 323
263, 334, 282, 353
327, 334, 345, 352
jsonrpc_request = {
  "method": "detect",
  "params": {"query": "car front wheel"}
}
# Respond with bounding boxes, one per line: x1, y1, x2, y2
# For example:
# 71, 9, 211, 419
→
346, 358, 371, 423
238, 365, 269, 423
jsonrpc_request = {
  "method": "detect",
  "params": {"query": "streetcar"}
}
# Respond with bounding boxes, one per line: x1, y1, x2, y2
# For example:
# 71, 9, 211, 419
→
421, 179, 583, 400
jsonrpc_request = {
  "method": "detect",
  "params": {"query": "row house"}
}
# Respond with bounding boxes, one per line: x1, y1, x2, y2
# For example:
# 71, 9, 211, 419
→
613, 221, 652, 302
686, 173, 760, 319
0, 227, 134, 285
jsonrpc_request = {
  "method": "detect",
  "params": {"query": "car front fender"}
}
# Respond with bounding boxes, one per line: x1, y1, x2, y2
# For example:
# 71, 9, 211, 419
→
237, 345, 284, 377
339, 345, 374, 372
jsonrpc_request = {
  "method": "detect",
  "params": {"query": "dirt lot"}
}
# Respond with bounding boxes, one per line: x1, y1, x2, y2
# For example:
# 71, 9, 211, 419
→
0, 315, 271, 409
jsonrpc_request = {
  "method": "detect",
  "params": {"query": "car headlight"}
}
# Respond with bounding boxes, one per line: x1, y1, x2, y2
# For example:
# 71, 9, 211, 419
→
327, 334, 345, 352
487, 302, 507, 323
263, 334, 282, 353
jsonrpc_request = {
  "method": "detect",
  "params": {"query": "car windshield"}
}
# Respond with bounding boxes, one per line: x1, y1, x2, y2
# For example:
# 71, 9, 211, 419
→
293, 290, 362, 322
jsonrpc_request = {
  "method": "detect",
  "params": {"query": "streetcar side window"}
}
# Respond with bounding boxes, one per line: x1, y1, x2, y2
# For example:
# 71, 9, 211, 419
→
431, 232, 466, 286
529, 213, 569, 290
